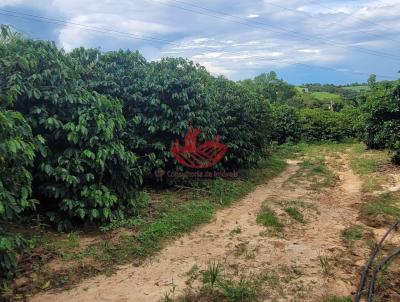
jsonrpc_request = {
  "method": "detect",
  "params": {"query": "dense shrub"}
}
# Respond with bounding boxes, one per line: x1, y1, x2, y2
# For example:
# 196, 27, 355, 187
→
362, 81, 400, 164
70, 49, 147, 111
0, 109, 38, 221
298, 108, 354, 142
0, 229, 27, 287
73, 52, 275, 172
0, 28, 41, 286
69, 48, 148, 151
136, 58, 218, 172
340, 106, 366, 140
212, 77, 273, 168
270, 104, 301, 144
0, 28, 143, 230
0, 26, 276, 233
72, 51, 218, 174
0, 108, 37, 286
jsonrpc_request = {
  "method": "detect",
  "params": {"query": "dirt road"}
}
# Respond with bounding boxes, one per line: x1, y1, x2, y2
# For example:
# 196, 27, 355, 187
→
31, 155, 368, 302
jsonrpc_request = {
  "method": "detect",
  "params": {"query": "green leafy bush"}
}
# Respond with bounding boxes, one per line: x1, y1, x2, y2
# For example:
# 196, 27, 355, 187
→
213, 77, 272, 168
0, 29, 39, 219
298, 108, 354, 142
73, 52, 274, 172
69, 48, 149, 163
362, 81, 400, 164
136, 58, 218, 172
270, 104, 301, 144
340, 105, 366, 140
0, 27, 41, 284
0, 27, 143, 230
0, 109, 38, 220
0, 229, 27, 287
72, 52, 218, 174
0, 107, 37, 287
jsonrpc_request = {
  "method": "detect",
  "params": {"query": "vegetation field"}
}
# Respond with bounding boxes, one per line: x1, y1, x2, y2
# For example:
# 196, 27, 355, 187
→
310, 91, 342, 101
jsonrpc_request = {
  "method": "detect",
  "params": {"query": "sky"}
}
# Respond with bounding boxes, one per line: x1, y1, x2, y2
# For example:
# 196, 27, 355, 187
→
0, 0, 399, 85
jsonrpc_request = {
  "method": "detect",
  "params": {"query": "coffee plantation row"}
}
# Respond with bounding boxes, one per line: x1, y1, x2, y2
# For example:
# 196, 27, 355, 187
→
0, 26, 399, 286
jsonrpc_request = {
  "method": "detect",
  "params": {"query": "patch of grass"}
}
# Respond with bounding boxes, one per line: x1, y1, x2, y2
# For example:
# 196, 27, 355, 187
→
289, 156, 337, 190
138, 201, 214, 251
66, 233, 80, 249
258, 270, 281, 288
256, 204, 283, 231
186, 264, 199, 278
202, 261, 221, 288
372, 263, 400, 302
362, 176, 385, 193
280, 142, 357, 162
282, 200, 320, 215
177, 279, 259, 302
311, 91, 342, 102
279, 142, 351, 188
351, 157, 379, 175
360, 192, 400, 226
284, 207, 305, 223
318, 254, 332, 276
162, 278, 178, 302
342, 225, 364, 242
218, 279, 260, 302
100, 217, 146, 232
62, 203, 215, 263
176, 263, 307, 302
303, 158, 336, 188
230, 227, 242, 235
349, 145, 392, 192
274, 142, 311, 159
240, 155, 288, 184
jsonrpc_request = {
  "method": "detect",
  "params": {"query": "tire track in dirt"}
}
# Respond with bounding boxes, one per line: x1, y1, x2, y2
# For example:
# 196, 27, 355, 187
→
30, 155, 364, 302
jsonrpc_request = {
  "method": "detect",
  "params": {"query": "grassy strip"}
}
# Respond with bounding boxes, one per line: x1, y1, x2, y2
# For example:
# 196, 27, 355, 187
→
360, 191, 400, 227
299, 157, 337, 190
341, 225, 364, 243
284, 207, 305, 223
349, 143, 392, 193
349, 144, 387, 175
169, 262, 306, 302
282, 145, 337, 191
137, 202, 214, 250
277, 141, 356, 159
256, 204, 283, 231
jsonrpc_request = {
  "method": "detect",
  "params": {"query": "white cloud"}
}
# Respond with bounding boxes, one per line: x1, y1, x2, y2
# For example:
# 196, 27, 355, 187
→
58, 13, 173, 51
197, 61, 234, 76
192, 37, 212, 43
0, 0, 19, 4
192, 51, 224, 59
0, 0, 24, 6
298, 49, 321, 54
247, 14, 260, 18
